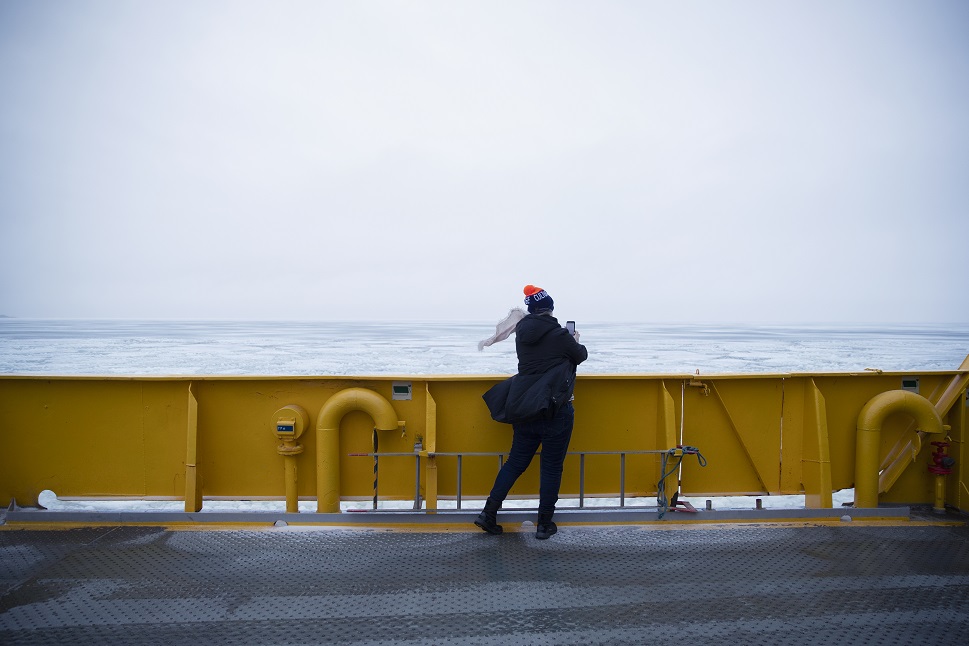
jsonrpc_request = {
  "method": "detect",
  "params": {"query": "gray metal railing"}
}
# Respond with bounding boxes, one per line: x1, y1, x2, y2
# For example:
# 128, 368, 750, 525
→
349, 449, 678, 511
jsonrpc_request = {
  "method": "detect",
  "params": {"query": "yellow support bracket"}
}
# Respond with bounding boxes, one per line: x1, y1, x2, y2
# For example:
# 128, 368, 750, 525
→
801, 378, 832, 508
184, 382, 201, 513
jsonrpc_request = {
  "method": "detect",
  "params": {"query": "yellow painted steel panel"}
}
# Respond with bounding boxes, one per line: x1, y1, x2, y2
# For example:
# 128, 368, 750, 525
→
1, 371, 966, 514
0, 380, 188, 503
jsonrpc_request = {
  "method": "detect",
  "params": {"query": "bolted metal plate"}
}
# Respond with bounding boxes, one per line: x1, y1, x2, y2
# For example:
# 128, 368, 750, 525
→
1, 523, 968, 644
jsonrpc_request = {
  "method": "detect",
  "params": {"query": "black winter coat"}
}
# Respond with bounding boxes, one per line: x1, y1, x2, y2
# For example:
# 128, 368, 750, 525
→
515, 313, 588, 375
482, 313, 588, 424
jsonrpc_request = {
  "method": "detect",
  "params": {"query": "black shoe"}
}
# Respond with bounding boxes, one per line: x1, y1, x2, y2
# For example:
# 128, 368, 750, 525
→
536, 512, 557, 539
474, 498, 503, 535
474, 511, 503, 535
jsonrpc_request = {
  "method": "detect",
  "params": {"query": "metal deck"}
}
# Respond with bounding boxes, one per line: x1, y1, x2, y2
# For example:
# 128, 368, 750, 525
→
2, 514, 969, 645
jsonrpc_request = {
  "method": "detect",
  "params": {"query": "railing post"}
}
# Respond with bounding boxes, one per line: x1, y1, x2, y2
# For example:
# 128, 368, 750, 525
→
414, 454, 421, 510
620, 453, 626, 507
579, 453, 585, 508
457, 454, 463, 510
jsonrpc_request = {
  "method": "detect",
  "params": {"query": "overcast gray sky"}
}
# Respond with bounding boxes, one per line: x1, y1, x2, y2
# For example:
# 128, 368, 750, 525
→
1, 1, 967, 323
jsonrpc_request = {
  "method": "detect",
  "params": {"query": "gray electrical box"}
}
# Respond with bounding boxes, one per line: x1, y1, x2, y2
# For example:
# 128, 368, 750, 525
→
901, 377, 919, 394
392, 381, 412, 401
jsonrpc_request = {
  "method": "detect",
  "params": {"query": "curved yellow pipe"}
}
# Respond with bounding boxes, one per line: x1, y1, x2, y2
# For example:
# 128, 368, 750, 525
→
877, 358, 968, 493
316, 388, 403, 513
854, 390, 943, 508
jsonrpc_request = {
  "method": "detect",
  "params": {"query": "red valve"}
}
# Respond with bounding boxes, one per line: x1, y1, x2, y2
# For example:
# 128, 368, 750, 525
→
928, 441, 955, 475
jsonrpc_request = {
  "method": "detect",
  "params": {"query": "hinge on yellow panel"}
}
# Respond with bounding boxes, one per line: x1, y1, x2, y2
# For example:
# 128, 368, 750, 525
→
688, 370, 710, 396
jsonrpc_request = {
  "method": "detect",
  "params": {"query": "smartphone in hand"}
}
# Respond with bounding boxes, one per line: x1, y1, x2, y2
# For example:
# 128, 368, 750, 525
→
566, 321, 576, 335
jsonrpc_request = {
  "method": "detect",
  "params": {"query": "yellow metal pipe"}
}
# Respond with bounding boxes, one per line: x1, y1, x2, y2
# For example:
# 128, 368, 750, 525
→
316, 388, 403, 513
276, 440, 305, 512
285, 458, 299, 513
877, 353, 969, 493
273, 404, 308, 513
934, 473, 946, 514
854, 390, 943, 508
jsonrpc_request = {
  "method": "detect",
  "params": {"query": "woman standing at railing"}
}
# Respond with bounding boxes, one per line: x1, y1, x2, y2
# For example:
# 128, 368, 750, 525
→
478, 285, 588, 539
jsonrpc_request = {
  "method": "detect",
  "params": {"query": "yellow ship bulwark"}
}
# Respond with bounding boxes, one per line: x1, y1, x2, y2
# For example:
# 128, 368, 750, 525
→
1, 360, 967, 518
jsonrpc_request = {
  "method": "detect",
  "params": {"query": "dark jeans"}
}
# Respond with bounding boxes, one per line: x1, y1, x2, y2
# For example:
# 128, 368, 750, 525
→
488, 402, 574, 515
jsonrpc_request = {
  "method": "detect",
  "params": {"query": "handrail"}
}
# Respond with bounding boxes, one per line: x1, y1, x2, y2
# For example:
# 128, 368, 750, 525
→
350, 448, 693, 512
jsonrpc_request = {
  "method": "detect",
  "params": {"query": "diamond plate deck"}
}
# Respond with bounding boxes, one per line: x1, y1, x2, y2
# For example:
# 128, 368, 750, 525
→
2, 520, 968, 645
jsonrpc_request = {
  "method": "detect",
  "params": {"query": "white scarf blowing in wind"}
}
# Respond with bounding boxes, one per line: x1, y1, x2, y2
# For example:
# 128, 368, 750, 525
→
477, 308, 526, 351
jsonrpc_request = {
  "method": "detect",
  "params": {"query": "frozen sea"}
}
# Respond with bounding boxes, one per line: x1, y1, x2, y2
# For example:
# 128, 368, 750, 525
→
0, 318, 967, 376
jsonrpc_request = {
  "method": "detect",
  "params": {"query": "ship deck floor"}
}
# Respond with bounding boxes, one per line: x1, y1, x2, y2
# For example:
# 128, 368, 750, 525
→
2, 510, 969, 645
